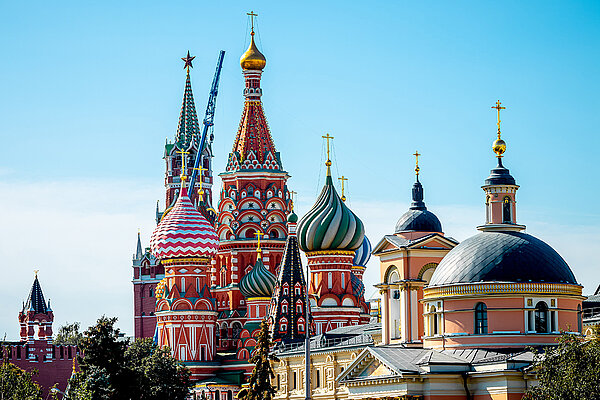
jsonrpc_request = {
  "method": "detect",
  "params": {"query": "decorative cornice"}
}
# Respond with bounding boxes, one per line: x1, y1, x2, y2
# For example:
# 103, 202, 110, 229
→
423, 282, 583, 299
162, 257, 211, 265
306, 250, 355, 256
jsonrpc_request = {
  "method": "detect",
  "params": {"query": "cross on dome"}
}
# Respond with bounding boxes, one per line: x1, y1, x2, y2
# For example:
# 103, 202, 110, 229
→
338, 176, 348, 202
413, 151, 421, 176
491, 100, 507, 158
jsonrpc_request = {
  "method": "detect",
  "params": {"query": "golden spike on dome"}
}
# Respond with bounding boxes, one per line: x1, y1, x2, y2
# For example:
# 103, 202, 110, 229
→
191, 166, 207, 202
255, 231, 264, 259
177, 149, 190, 188
413, 151, 421, 176
240, 11, 266, 70
322, 133, 334, 176
491, 100, 507, 158
338, 176, 348, 202
289, 190, 297, 210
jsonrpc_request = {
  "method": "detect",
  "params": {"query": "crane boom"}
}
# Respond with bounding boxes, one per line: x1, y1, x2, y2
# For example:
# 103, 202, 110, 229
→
188, 50, 225, 192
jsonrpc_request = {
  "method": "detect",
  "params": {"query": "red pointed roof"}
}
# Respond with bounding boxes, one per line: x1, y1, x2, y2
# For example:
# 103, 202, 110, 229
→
231, 98, 278, 167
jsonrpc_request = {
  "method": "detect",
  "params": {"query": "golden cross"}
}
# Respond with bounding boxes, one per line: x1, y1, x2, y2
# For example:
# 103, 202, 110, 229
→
255, 231, 264, 257
191, 166, 207, 199
289, 190, 297, 210
176, 149, 190, 177
322, 133, 334, 166
413, 151, 421, 176
491, 100, 506, 139
247, 11, 258, 33
338, 176, 348, 202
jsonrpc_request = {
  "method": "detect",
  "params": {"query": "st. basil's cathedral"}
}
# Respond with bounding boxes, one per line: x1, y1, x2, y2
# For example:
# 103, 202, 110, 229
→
123, 15, 588, 400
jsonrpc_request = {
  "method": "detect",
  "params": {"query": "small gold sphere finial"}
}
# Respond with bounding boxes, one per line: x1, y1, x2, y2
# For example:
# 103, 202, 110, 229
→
493, 138, 506, 157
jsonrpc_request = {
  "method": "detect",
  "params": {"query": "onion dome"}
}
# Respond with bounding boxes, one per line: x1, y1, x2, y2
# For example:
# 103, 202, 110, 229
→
239, 258, 277, 298
288, 211, 298, 223
353, 236, 372, 267
395, 178, 442, 233
351, 272, 365, 299
150, 186, 218, 260
240, 33, 266, 70
429, 231, 577, 286
297, 173, 365, 252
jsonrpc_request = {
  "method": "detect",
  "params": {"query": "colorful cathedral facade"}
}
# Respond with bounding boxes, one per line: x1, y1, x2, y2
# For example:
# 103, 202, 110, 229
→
132, 21, 372, 396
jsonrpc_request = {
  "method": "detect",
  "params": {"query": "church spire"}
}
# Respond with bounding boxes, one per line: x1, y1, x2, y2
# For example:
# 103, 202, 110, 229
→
410, 151, 426, 210
228, 23, 279, 170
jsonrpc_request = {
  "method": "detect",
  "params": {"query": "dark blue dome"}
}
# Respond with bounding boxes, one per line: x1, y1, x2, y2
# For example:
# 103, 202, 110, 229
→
395, 209, 442, 233
429, 231, 577, 286
485, 158, 516, 185
395, 178, 442, 233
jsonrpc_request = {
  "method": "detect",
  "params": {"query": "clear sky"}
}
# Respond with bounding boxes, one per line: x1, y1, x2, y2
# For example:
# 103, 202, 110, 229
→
1, 1, 599, 337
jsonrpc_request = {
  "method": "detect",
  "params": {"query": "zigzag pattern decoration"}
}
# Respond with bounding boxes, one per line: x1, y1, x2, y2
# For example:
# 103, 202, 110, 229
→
151, 187, 218, 260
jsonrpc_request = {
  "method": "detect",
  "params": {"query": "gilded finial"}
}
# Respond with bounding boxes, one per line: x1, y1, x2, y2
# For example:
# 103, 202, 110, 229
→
191, 166, 208, 201
338, 176, 348, 202
176, 149, 190, 187
289, 190, 297, 210
181, 51, 195, 74
240, 11, 266, 70
255, 231, 264, 258
34, 269, 39, 277
491, 100, 507, 158
413, 151, 421, 177
322, 133, 334, 175
247, 11, 258, 35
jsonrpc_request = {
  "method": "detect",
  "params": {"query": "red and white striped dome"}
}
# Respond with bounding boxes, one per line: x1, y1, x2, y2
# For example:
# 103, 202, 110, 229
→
150, 187, 218, 260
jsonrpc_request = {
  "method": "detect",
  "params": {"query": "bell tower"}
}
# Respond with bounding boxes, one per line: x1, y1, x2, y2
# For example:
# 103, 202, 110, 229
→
479, 101, 525, 232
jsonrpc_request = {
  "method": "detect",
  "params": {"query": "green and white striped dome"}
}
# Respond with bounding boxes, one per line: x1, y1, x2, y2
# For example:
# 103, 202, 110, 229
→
297, 174, 365, 252
239, 257, 277, 298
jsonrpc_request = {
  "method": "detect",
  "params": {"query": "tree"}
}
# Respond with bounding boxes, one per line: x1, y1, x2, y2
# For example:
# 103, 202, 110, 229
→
237, 319, 279, 400
125, 338, 191, 400
65, 317, 191, 400
0, 346, 43, 400
54, 322, 83, 346
524, 326, 600, 400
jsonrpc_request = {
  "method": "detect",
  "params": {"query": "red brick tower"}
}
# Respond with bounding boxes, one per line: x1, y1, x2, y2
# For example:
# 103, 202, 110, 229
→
19, 273, 54, 345
213, 24, 291, 350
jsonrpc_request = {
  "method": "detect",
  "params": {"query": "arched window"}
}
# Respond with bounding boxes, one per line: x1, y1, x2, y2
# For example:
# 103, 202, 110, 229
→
485, 195, 491, 223
578, 304, 582, 333
502, 196, 512, 223
535, 301, 549, 333
341, 272, 345, 289
181, 277, 185, 292
474, 302, 488, 334
328, 272, 333, 289
245, 228, 256, 238
430, 306, 438, 335
232, 323, 242, 339
269, 229, 279, 238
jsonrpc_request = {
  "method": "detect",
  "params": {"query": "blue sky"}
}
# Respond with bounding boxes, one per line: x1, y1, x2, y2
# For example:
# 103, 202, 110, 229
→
0, 1, 598, 336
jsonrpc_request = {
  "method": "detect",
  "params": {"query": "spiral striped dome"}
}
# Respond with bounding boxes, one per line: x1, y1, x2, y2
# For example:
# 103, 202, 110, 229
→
150, 186, 218, 260
297, 175, 365, 252
351, 272, 365, 299
239, 258, 277, 298
353, 236, 372, 267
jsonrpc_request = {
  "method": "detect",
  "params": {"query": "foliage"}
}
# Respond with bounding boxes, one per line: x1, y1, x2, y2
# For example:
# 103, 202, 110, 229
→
237, 319, 279, 400
125, 338, 191, 400
0, 346, 43, 400
524, 326, 600, 400
65, 317, 191, 400
54, 322, 83, 346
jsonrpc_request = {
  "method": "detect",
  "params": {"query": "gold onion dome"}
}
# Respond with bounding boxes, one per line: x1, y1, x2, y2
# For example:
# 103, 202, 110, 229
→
493, 138, 506, 157
240, 33, 266, 70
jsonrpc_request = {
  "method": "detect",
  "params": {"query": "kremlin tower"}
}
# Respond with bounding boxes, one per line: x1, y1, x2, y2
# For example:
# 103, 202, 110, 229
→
212, 18, 291, 350
297, 145, 367, 334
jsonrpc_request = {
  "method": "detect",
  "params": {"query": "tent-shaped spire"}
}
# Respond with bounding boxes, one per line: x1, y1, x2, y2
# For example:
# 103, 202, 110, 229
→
175, 65, 201, 151
23, 275, 49, 314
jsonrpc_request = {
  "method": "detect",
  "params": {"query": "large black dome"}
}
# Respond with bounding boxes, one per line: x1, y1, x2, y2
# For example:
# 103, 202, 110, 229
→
395, 209, 442, 233
429, 231, 577, 286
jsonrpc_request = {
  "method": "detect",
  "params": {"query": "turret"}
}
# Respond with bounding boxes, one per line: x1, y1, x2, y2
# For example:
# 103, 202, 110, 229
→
19, 272, 53, 343
478, 101, 525, 232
